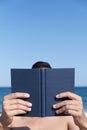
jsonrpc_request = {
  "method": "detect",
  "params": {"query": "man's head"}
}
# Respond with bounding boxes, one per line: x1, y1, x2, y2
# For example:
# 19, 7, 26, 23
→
32, 61, 51, 69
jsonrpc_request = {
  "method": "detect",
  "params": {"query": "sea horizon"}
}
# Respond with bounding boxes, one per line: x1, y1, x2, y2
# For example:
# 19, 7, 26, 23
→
0, 85, 87, 88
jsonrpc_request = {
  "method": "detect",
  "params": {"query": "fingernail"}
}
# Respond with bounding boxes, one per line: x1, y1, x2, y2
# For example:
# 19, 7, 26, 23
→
29, 103, 32, 107
28, 108, 32, 111
56, 110, 59, 114
25, 93, 30, 97
53, 104, 56, 108
56, 94, 59, 98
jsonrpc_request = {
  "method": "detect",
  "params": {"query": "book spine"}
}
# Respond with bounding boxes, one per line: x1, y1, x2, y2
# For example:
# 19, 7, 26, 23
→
40, 69, 46, 117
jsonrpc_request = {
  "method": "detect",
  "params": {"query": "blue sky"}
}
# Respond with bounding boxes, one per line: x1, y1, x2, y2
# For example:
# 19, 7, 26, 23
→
0, 0, 87, 86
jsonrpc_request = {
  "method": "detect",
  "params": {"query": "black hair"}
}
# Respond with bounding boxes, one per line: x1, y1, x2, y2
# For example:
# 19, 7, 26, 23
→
32, 61, 51, 69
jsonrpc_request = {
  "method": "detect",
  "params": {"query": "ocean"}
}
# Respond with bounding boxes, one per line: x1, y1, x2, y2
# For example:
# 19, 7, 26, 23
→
0, 86, 87, 115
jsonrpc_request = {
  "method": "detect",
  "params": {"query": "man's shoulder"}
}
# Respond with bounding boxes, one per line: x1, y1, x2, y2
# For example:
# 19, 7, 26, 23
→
64, 116, 79, 130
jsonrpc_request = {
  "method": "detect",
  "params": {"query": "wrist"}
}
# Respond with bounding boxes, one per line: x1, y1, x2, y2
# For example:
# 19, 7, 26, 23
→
79, 117, 87, 130
0, 115, 11, 129
0, 117, 6, 130
0, 116, 7, 129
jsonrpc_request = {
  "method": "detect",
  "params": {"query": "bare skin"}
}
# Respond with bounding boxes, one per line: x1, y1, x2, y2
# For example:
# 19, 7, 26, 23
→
0, 92, 87, 130
7, 116, 79, 130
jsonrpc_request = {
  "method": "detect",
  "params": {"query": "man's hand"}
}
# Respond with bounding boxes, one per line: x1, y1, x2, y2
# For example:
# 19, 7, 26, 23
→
53, 92, 87, 129
0, 92, 32, 128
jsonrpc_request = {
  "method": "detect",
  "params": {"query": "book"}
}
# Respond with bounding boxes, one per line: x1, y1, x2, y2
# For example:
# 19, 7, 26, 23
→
11, 68, 75, 117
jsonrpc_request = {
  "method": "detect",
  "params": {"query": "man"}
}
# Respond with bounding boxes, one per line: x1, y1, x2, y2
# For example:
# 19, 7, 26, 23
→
0, 61, 87, 130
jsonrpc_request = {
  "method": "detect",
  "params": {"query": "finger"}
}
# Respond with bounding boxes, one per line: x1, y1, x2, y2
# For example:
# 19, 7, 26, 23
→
66, 110, 82, 117
3, 99, 32, 107
6, 104, 32, 112
56, 104, 82, 114
4, 92, 30, 100
7, 109, 31, 117
56, 108, 82, 117
3, 104, 32, 117
56, 92, 82, 101
53, 100, 82, 109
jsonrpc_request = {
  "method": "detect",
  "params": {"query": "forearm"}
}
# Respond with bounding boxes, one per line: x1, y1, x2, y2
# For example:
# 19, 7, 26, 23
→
0, 117, 10, 130
0, 122, 7, 130
79, 124, 87, 130
0, 122, 11, 130
79, 117, 87, 130
0, 122, 4, 130
80, 126, 87, 130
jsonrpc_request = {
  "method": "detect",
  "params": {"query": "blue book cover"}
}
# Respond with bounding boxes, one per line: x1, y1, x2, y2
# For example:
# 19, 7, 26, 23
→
11, 68, 74, 117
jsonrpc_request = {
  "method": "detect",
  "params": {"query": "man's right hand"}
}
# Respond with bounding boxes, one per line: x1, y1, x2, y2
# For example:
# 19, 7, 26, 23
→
0, 92, 32, 129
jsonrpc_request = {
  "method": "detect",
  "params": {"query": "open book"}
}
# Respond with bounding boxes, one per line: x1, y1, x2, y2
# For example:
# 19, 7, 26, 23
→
11, 68, 75, 117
